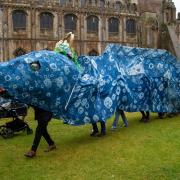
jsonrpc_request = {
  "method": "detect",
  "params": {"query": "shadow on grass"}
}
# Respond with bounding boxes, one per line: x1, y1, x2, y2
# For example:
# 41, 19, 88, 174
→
56, 113, 179, 149
0, 112, 179, 148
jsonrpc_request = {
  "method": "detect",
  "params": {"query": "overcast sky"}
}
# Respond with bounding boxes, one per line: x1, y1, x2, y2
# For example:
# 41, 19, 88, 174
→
173, 0, 180, 17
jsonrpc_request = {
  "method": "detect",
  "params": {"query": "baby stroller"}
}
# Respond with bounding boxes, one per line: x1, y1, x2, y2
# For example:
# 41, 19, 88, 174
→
0, 99, 33, 138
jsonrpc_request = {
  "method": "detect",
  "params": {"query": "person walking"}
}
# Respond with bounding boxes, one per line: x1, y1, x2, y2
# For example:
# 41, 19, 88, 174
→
24, 107, 56, 158
140, 111, 150, 122
111, 109, 128, 130
90, 121, 106, 137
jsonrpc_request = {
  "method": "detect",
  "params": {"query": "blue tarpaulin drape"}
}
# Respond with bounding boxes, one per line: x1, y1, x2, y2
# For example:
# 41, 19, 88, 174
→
0, 44, 179, 125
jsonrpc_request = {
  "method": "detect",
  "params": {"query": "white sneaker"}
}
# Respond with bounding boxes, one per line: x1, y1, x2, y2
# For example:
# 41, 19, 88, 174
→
111, 126, 117, 130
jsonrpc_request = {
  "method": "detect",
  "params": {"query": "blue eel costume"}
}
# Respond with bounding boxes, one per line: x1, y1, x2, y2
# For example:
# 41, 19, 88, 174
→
0, 44, 179, 125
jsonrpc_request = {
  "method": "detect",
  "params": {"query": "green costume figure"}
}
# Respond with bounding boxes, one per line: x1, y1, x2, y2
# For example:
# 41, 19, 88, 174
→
54, 32, 81, 71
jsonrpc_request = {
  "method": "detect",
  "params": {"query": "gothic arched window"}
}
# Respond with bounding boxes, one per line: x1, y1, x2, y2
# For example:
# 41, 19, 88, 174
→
89, 49, 98, 56
60, 0, 66, 5
64, 14, 77, 32
87, 15, 99, 33
108, 17, 119, 33
131, 3, 137, 13
87, 0, 92, 6
80, 0, 86, 7
100, 0, 105, 7
40, 12, 54, 30
12, 10, 27, 30
126, 19, 136, 34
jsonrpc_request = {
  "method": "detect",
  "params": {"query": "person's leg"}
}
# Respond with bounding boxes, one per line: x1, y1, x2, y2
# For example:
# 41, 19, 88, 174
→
120, 110, 128, 127
41, 121, 56, 152
100, 121, 106, 136
32, 117, 53, 151
90, 122, 99, 136
42, 126, 54, 145
140, 111, 146, 122
142, 111, 150, 122
140, 111, 150, 122
111, 110, 120, 129
158, 112, 165, 119
24, 119, 44, 157
145, 111, 150, 121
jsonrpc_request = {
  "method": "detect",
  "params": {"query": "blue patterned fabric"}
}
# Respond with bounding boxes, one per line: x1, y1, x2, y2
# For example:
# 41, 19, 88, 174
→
0, 44, 180, 125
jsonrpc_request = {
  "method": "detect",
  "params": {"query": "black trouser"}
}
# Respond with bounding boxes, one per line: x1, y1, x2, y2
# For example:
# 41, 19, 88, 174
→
140, 111, 149, 118
31, 110, 54, 152
92, 121, 106, 134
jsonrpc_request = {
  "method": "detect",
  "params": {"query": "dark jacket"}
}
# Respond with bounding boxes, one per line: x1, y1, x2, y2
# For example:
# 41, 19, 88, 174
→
34, 107, 53, 121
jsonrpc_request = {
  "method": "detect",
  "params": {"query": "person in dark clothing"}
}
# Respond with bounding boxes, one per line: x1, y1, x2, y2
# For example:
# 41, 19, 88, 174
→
140, 111, 150, 122
90, 121, 106, 137
24, 107, 56, 158
158, 112, 166, 119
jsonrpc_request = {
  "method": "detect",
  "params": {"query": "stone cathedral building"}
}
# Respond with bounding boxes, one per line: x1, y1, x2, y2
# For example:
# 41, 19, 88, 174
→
0, 0, 180, 61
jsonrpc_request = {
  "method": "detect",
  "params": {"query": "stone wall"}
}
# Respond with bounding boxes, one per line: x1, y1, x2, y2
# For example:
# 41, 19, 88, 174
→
0, 0, 179, 61
0, 0, 139, 61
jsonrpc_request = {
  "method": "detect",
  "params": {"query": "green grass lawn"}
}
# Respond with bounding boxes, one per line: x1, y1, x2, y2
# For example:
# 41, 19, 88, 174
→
0, 109, 180, 180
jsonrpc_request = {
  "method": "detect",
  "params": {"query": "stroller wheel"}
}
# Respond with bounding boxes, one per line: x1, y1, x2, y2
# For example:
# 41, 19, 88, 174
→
1, 127, 14, 139
26, 128, 33, 135
0, 125, 5, 135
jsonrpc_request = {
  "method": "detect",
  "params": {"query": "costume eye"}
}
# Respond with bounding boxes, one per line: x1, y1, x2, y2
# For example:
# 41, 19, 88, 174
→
29, 61, 41, 71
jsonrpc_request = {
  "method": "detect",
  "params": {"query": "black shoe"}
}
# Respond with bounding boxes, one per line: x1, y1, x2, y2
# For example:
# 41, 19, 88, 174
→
90, 130, 99, 137
139, 117, 145, 122
144, 117, 150, 123
97, 131, 106, 137
158, 115, 164, 119
140, 117, 150, 123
